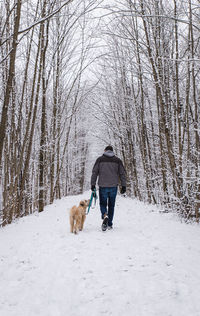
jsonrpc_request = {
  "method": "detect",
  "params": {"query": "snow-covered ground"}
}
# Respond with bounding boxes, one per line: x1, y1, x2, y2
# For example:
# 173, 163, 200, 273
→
0, 192, 200, 316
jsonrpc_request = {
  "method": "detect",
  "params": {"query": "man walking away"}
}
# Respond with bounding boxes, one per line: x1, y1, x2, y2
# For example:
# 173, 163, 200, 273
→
91, 146, 126, 231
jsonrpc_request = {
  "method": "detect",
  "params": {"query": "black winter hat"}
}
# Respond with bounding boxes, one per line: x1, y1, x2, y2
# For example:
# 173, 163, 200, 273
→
105, 145, 113, 151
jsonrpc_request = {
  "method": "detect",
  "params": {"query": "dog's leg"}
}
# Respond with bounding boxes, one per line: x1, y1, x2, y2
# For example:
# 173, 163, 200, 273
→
74, 220, 79, 234
80, 214, 86, 231
75, 216, 82, 234
70, 216, 74, 233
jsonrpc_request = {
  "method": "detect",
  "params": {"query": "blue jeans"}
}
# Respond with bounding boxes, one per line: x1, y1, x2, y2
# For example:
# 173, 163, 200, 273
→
99, 187, 118, 227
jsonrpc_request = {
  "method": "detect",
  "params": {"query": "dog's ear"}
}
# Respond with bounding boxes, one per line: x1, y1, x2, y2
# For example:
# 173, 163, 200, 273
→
79, 201, 85, 207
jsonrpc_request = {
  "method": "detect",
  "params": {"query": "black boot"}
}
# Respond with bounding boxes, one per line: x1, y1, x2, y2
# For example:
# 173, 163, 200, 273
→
101, 214, 108, 231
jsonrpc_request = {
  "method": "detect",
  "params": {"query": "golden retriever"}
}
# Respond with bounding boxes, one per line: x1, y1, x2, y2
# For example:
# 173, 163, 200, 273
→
69, 199, 90, 234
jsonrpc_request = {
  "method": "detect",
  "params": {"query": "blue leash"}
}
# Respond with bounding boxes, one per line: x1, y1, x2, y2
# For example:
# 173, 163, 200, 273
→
87, 189, 97, 214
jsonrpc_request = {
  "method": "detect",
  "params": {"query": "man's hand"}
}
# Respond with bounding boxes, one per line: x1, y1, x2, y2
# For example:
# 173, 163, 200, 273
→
120, 186, 126, 194
91, 185, 96, 191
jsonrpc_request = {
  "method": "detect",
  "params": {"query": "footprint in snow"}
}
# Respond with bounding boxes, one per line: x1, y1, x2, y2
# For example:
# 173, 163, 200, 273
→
141, 264, 149, 268
86, 270, 93, 274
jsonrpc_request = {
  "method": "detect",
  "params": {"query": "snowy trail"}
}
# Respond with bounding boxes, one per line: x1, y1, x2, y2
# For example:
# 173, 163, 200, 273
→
0, 193, 200, 316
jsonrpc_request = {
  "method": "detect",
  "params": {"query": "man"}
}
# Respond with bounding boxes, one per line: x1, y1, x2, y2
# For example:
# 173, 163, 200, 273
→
91, 145, 126, 231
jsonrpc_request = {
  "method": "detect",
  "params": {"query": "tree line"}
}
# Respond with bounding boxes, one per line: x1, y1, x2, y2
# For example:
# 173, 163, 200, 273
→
0, 0, 99, 226
0, 0, 199, 226
92, 0, 200, 221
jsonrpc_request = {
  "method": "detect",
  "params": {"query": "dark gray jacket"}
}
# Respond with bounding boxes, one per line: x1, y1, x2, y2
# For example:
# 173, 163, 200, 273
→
91, 150, 126, 187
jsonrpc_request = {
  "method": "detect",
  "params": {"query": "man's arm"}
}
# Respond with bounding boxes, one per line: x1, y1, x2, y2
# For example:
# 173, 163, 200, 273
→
91, 158, 100, 187
119, 160, 126, 187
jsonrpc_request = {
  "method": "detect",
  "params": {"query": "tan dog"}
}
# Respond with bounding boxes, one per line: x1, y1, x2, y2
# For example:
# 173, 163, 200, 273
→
69, 199, 90, 234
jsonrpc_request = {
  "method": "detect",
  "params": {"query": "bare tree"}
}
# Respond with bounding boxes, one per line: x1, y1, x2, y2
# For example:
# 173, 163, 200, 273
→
93, 0, 200, 221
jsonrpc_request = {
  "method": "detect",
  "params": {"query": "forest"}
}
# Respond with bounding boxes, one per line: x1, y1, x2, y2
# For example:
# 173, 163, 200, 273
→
0, 0, 199, 226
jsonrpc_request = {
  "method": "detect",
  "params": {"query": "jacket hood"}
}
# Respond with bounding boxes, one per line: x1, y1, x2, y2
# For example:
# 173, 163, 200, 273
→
103, 150, 115, 158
